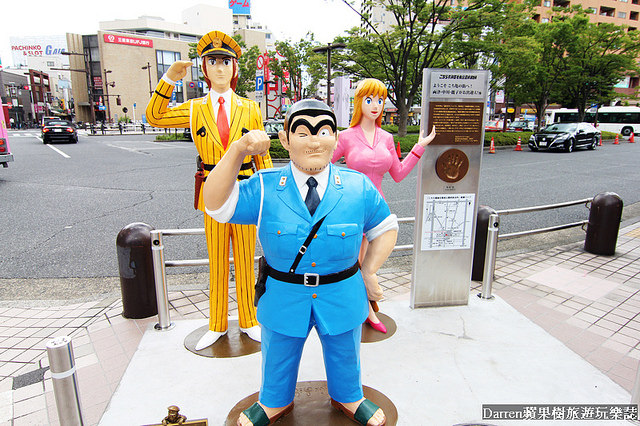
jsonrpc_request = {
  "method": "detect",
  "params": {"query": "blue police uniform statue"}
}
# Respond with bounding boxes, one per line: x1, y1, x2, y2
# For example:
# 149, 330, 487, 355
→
204, 99, 395, 426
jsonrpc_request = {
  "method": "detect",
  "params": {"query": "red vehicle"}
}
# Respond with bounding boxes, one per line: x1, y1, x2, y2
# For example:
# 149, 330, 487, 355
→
0, 103, 14, 168
485, 119, 505, 132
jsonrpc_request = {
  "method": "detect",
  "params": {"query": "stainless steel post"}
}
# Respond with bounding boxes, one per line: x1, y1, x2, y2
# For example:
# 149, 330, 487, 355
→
46, 336, 84, 426
151, 230, 174, 330
632, 361, 640, 411
480, 213, 499, 300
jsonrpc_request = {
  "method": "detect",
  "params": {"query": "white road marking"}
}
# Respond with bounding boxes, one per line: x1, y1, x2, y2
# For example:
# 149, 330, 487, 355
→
46, 144, 71, 158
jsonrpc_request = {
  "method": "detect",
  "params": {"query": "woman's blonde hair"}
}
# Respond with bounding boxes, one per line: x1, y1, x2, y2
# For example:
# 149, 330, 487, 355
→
350, 78, 387, 128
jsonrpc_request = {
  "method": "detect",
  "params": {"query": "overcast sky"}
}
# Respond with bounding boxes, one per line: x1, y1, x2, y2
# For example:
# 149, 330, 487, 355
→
0, 0, 361, 68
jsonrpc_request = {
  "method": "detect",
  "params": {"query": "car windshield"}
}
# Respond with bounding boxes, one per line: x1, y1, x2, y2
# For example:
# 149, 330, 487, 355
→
48, 121, 71, 126
543, 123, 576, 132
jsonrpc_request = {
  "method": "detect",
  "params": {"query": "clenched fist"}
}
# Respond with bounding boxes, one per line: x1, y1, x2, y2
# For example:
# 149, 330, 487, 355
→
236, 129, 271, 157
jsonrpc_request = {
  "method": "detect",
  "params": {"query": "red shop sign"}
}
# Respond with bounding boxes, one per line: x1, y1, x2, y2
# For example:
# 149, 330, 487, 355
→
103, 34, 153, 48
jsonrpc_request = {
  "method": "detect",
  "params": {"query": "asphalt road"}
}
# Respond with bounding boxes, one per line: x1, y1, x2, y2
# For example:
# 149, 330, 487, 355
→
1, 130, 639, 300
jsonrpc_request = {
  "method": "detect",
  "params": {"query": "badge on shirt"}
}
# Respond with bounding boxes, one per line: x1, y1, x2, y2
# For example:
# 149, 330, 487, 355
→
334, 174, 342, 186
279, 176, 287, 186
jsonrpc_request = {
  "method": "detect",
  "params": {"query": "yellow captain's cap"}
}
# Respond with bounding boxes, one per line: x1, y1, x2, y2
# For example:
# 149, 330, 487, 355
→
197, 30, 241, 59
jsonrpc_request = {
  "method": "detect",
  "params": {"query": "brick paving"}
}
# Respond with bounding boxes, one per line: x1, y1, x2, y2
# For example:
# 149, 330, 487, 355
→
1, 221, 639, 425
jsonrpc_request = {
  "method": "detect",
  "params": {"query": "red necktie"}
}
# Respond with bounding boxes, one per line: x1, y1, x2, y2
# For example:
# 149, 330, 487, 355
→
217, 96, 230, 149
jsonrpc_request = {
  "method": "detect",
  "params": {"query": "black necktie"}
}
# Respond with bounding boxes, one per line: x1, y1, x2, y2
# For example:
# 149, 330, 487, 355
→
305, 177, 320, 216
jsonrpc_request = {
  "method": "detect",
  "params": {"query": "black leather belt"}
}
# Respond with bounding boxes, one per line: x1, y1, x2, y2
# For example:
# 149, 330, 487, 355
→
203, 161, 253, 171
265, 262, 359, 287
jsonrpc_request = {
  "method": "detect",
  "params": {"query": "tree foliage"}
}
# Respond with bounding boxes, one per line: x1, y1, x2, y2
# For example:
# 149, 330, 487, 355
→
266, 35, 325, 102
334, 0, 519, 136
494, 6, 640, 128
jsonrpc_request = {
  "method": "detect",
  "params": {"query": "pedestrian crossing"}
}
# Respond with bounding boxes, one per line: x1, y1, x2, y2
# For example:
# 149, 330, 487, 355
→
6, 131, 41, 138
7, 130, 89, 138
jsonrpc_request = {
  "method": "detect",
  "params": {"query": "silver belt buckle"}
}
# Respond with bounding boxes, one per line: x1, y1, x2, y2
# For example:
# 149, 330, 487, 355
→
303, 273, 320, 287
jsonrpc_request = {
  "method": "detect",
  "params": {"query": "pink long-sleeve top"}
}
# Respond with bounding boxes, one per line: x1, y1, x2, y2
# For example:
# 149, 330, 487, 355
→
331, 125, 425, 198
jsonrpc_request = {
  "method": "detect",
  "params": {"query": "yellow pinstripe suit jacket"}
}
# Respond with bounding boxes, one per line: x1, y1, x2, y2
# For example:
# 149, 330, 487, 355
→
146, 78, 273, 211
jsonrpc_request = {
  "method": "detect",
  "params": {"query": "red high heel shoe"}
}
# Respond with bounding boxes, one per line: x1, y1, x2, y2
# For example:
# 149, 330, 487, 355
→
365, 317, 387, 333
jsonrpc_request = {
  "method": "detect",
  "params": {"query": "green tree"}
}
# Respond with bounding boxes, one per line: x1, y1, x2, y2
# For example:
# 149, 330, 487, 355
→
266, 35, 324, 102
336, 0, 518, 136
553, 13, 640, 120
494, 12, 573, 130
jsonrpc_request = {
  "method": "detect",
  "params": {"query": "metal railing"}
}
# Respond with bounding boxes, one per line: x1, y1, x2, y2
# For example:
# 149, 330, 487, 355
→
148, 197, 596, 324
496, 198, 592, 240
479, 197, 593, 299
149, 219, 416, 328
86, 123, 189, 136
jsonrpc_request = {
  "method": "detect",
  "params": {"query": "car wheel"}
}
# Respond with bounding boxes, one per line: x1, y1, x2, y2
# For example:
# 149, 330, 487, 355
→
588, 138, 597, 150
43, 138, 48, 144
621, 127, 633, 137
564, 139, 574, 153
529, 146, 538, 152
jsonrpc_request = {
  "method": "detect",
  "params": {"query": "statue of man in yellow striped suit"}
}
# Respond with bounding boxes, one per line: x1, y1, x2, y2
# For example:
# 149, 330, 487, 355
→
146, 30, 273, 349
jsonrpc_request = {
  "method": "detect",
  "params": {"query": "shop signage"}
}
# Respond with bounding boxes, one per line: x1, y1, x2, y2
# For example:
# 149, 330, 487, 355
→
103, 34, 153, 48
230, 0, 251, 15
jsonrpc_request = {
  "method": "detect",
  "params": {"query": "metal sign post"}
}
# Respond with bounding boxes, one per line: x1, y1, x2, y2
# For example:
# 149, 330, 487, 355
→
410, 68, 489, 308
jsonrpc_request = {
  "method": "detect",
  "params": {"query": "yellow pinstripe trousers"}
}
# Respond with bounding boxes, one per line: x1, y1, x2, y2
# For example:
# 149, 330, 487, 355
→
204, 214, 258, 332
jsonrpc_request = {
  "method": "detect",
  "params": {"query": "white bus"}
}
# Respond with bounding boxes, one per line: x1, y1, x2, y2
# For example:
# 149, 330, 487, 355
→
548, 106, 640, 136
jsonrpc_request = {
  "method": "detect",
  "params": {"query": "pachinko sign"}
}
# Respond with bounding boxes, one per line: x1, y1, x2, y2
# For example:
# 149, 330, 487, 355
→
10, 35, 68, 66
103, 34, 153, 48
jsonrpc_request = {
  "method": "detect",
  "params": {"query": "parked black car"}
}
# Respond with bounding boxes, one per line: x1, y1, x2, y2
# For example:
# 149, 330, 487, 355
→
528, 122, 600, 153
263, 119, 284, 140
42, 120, 78, 144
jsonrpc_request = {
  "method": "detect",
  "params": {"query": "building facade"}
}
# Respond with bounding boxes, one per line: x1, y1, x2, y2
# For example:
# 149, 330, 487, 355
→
64, 4, 272, 124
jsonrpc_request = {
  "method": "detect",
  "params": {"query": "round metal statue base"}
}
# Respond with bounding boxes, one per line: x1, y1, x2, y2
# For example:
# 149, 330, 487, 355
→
184, 322, 261, 358
225, 381, 398, 425
361, 312, 396, 343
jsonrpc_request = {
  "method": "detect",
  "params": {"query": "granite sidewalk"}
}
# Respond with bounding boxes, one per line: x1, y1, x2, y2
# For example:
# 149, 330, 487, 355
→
0, 221, 639, 425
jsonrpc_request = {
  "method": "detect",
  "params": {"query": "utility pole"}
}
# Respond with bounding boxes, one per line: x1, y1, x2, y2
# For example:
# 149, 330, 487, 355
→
312, 43, 346, 107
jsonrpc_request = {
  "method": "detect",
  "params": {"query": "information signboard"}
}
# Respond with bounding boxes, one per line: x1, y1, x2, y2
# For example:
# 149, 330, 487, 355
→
411, 68, 489, 308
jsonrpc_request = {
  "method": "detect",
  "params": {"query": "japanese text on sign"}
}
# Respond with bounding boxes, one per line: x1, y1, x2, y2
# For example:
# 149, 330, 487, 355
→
428, 102, 483, 145
103, 34, 153, 48
430, 71, 486, 99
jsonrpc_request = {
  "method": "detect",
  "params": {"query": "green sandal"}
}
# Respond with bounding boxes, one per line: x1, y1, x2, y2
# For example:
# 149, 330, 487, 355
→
331, 398, 386, 426
240, 402, 294, 426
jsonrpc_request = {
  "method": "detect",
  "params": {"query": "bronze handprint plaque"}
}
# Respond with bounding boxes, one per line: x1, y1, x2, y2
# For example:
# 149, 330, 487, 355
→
435, 148, 469, 183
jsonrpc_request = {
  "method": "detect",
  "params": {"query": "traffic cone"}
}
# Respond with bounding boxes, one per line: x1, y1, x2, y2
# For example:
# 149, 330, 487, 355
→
630, 133, 635, 143
396, 141, 402, 159
614, 134, 619, 144
514, 136, 522, 151
598, 136, 602, 146
489, 137, 496, 154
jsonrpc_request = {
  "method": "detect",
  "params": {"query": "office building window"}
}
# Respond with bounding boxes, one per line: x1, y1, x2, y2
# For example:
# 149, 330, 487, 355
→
619, 11, 627, 18
543, 0, 551, 6
157, 50, 183, 102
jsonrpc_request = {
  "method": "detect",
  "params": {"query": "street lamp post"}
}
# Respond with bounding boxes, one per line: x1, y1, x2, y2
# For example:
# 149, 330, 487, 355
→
141, 62, 153, 98
103, 69, 115, 123
312, 43, 346, 107
60, 51, 96, 124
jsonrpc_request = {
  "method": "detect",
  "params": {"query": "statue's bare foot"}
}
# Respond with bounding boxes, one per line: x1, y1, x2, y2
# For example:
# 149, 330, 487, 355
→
331, 397, 386, 426
237, 401, 293, 426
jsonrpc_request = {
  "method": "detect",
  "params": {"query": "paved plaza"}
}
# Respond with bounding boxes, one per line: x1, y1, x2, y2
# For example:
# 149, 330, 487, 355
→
1, 221, 639, 424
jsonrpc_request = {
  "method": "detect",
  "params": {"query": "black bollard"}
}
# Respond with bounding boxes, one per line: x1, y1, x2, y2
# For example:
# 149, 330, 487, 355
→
585, 192, 623, 256
472, 206, 497, 281
116, 223, 158, 318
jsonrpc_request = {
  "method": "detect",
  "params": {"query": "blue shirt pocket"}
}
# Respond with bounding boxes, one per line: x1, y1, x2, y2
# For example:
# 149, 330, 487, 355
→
325, 223, 361, 260
265, 222, 301, 260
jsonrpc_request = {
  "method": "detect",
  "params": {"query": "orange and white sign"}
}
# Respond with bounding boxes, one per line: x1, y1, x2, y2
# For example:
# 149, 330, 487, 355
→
103, 34, 153, 48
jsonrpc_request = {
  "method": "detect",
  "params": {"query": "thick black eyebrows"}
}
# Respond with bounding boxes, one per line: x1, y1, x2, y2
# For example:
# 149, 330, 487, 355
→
290, 118, 337, 135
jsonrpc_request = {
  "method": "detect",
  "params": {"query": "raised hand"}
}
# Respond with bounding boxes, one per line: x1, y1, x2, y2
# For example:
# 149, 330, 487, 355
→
417, 125, 437, 147
166, 60, 194, 82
